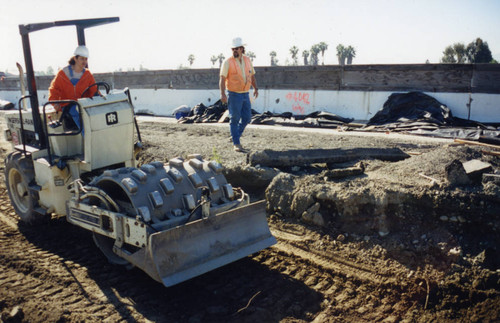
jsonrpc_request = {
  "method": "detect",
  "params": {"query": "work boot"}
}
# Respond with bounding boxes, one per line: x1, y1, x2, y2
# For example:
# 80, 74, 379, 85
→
233, 144, 248, 153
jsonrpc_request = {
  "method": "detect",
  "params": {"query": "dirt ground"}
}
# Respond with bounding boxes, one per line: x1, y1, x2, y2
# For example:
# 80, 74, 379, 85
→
0, 116, 499, 322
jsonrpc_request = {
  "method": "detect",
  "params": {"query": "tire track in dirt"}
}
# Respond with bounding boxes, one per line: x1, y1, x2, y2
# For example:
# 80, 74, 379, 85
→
0, 188, 151, 322
0, 188, 326, 322
0, 178, 423, 322
271, 226, 399, 285
0, 221, 104, 320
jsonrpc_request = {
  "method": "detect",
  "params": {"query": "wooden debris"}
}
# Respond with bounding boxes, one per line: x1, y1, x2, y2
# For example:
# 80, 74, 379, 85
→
482, 150, 500, 157
418, 173, 440, 185
454, 138, 500, 150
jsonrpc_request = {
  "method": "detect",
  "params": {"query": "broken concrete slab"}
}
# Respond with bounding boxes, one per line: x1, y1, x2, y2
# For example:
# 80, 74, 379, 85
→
322, 163, 365, 180
463, 159, 493, 182
247, 148, 409, 167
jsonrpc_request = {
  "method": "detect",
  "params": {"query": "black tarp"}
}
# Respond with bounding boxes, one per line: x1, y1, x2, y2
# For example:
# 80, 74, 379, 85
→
177, 100, 228, 123
177, 101, 354, 127
368, 91, 455, 126
365, 91, 500, 139
174, 91, 499, 141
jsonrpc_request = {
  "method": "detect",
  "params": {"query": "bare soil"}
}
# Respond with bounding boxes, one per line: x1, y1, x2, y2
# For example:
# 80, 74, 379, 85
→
0, 117, 499, 322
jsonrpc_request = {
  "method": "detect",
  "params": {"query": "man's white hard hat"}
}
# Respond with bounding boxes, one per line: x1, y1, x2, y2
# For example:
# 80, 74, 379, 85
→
74, 45, 89, 58
231, 37, 246, 48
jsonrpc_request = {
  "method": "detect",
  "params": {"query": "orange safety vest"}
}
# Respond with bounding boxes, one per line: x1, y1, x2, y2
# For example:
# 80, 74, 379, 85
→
225, 56, 252, 92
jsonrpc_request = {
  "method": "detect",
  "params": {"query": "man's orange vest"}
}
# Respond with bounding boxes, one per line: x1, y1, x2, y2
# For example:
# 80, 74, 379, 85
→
225, 56, 252, 92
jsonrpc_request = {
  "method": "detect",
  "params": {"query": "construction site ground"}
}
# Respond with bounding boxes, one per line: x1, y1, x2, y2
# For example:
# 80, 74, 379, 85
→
0, 116, 499, 322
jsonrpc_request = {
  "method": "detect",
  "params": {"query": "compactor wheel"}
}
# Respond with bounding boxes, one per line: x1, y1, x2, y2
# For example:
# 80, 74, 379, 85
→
81, 192, 130, 266
92, 233, 130, 266
5, 152, 41, 224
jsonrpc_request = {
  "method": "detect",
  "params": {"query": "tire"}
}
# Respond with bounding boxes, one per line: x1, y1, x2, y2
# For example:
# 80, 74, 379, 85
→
5, 151, 41, 224
81, 192, 130, 266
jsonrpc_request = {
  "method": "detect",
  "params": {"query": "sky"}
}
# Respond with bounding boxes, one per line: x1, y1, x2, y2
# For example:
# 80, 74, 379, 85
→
1, 0, 499, 74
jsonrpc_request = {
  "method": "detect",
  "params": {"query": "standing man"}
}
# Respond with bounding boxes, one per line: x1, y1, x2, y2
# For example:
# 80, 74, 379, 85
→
220, 37, 259, 152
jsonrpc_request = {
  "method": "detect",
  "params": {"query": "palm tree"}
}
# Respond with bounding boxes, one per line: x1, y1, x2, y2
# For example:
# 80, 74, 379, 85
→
210, 55, 218, 67
310, 45, 321, 66
217, 53, 225, 68
188, 54, 195, 67
289, 46, 299, 65
336, 44, 346, 65
317, 42, 328, 64
302, 50, 310, 65
345, 46, 356, 65
246, 51, 256, 62
270, 51, 278, 66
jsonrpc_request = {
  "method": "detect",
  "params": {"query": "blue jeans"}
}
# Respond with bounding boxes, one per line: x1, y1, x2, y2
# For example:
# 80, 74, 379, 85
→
66, 104, 83, 135
228, 91, 251, 145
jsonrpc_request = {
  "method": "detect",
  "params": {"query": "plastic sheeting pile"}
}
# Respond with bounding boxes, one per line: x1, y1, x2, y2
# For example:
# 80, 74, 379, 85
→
176, 100, 353, 127
365, 92, 500, 140
175, 91, 499, 141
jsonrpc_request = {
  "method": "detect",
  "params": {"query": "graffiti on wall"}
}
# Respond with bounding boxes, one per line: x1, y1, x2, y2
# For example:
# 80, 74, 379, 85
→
285, 91, 311, 114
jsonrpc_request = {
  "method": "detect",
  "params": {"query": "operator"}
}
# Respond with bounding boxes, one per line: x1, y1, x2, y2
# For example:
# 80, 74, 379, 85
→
48, 45, 97, 130
219, 37, 259, 152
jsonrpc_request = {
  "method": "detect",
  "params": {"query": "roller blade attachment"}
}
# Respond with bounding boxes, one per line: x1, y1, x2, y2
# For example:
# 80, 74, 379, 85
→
118, 200, 276, 287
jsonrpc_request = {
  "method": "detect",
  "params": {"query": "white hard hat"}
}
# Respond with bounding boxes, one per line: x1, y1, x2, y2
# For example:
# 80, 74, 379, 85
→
74, 45, 89, 58
231, 37, 246, 48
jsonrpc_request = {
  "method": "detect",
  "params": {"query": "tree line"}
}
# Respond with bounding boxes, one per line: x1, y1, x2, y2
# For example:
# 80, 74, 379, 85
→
441, 37, 497, 64
191, 42, 357, 68
24, 37, 497, 75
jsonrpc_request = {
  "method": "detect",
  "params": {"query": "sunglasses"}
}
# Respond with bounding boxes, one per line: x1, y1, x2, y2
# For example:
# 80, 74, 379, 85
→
232, 46, 243, 51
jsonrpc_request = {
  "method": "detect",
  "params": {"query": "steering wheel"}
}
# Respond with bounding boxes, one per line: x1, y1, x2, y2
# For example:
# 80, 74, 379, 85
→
81, 82, 111, 98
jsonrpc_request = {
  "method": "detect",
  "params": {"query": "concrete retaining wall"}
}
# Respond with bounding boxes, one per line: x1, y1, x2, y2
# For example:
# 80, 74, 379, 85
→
1, 64, 499, 122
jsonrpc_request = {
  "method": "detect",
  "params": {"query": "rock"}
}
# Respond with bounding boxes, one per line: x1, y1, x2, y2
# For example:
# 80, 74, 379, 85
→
307, 202, 321, 214
312, 212, 325, 226
377, 214, 390, 237
445, 159, 471, 186
336, 234, 346, 242
447, 247, 462, 261
291, 192, 315, 217
483, 173, 500, 185
265, 173, 297, 216
378, 230, 389, 237
462, 159, 492, 183
300, 202, 326, 226
474, 248, 499, 269
8, 306, 24, 321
